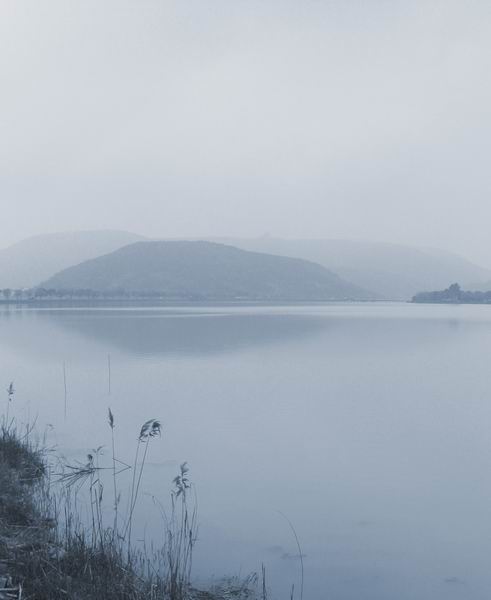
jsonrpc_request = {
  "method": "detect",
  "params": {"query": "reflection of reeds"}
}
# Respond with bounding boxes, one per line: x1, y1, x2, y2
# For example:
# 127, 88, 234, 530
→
63, 362, 67, 419
107, 354, 112, 395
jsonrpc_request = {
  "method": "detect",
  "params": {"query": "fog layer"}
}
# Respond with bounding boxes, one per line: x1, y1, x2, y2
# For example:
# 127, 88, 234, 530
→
1, 1, 491, 264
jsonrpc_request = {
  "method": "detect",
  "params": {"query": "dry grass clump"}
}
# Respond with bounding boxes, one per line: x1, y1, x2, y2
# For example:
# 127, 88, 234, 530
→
0, 424, 44, 480
0, 422, 50, 600
0, 421, 45, 527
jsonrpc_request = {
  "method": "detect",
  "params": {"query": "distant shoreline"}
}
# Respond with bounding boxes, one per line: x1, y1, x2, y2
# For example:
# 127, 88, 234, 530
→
411, 300, 491, 305
0, 297, 380, 308
412, 283, 491, 305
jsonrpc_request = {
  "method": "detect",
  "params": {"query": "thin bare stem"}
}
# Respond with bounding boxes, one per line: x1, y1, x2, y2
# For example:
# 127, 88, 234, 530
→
277, 511, 304, 600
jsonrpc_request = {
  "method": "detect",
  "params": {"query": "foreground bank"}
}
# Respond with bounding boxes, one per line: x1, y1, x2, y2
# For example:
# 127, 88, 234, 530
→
0, 421, 261, 600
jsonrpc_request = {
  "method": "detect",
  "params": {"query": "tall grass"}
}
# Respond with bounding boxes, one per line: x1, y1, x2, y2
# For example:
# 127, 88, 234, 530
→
124, 418, 162, 553
151, 462, 198, 599
0, 407, 197, 599
0, 398, 270, 600
5, 381, 14, 427
53, 411, 196, 598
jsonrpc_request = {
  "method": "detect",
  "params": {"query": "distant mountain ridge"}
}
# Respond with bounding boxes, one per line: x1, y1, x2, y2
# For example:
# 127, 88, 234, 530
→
42, 240, 372, 301
0, 230, 146, 288
2, 230, 489, 302
208, 237, 491, 300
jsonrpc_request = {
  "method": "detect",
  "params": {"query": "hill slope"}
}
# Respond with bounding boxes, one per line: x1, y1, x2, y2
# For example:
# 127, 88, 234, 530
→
209, 238, 491, 300
0, 230, 147, 288
42, 241, 372, 301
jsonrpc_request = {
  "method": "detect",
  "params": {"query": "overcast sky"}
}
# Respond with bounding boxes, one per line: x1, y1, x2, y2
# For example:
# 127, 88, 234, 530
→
2, 1, 491, 264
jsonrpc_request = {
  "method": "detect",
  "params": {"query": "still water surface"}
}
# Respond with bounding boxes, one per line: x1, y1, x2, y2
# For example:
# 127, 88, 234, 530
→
1, 302, 491, 599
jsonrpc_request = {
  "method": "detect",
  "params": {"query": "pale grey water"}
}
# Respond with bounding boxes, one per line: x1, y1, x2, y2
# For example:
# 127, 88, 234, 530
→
1, 302, 491, 599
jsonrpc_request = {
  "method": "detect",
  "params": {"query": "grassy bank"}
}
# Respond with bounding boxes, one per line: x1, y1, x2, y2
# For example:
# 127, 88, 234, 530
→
0, 418, 262, 600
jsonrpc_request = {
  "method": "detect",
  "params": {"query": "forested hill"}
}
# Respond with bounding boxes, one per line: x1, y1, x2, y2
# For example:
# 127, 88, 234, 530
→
42, 240, 373, 301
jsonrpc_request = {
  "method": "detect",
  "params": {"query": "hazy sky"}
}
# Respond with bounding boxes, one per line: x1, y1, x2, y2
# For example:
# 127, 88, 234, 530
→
2, 1, 491, 264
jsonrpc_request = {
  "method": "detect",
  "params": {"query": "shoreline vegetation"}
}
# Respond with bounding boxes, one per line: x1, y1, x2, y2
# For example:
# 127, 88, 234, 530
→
412, 283, 491, 304
0, 409, 266, 600
0, 287, 365, 304
0, 288, 372, 307
2, 287, 264, 303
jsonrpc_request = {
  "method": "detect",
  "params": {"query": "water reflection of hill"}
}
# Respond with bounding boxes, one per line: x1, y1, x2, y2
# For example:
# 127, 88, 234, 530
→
2, 304, 485, 361
39, 308, 329, 357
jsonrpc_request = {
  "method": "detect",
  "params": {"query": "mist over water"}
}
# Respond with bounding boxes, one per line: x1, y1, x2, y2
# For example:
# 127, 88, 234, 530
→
2, 303, 491, 599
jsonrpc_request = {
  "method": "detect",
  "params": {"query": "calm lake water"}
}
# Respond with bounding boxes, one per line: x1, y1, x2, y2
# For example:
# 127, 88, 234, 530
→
1, 302, 491, 599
